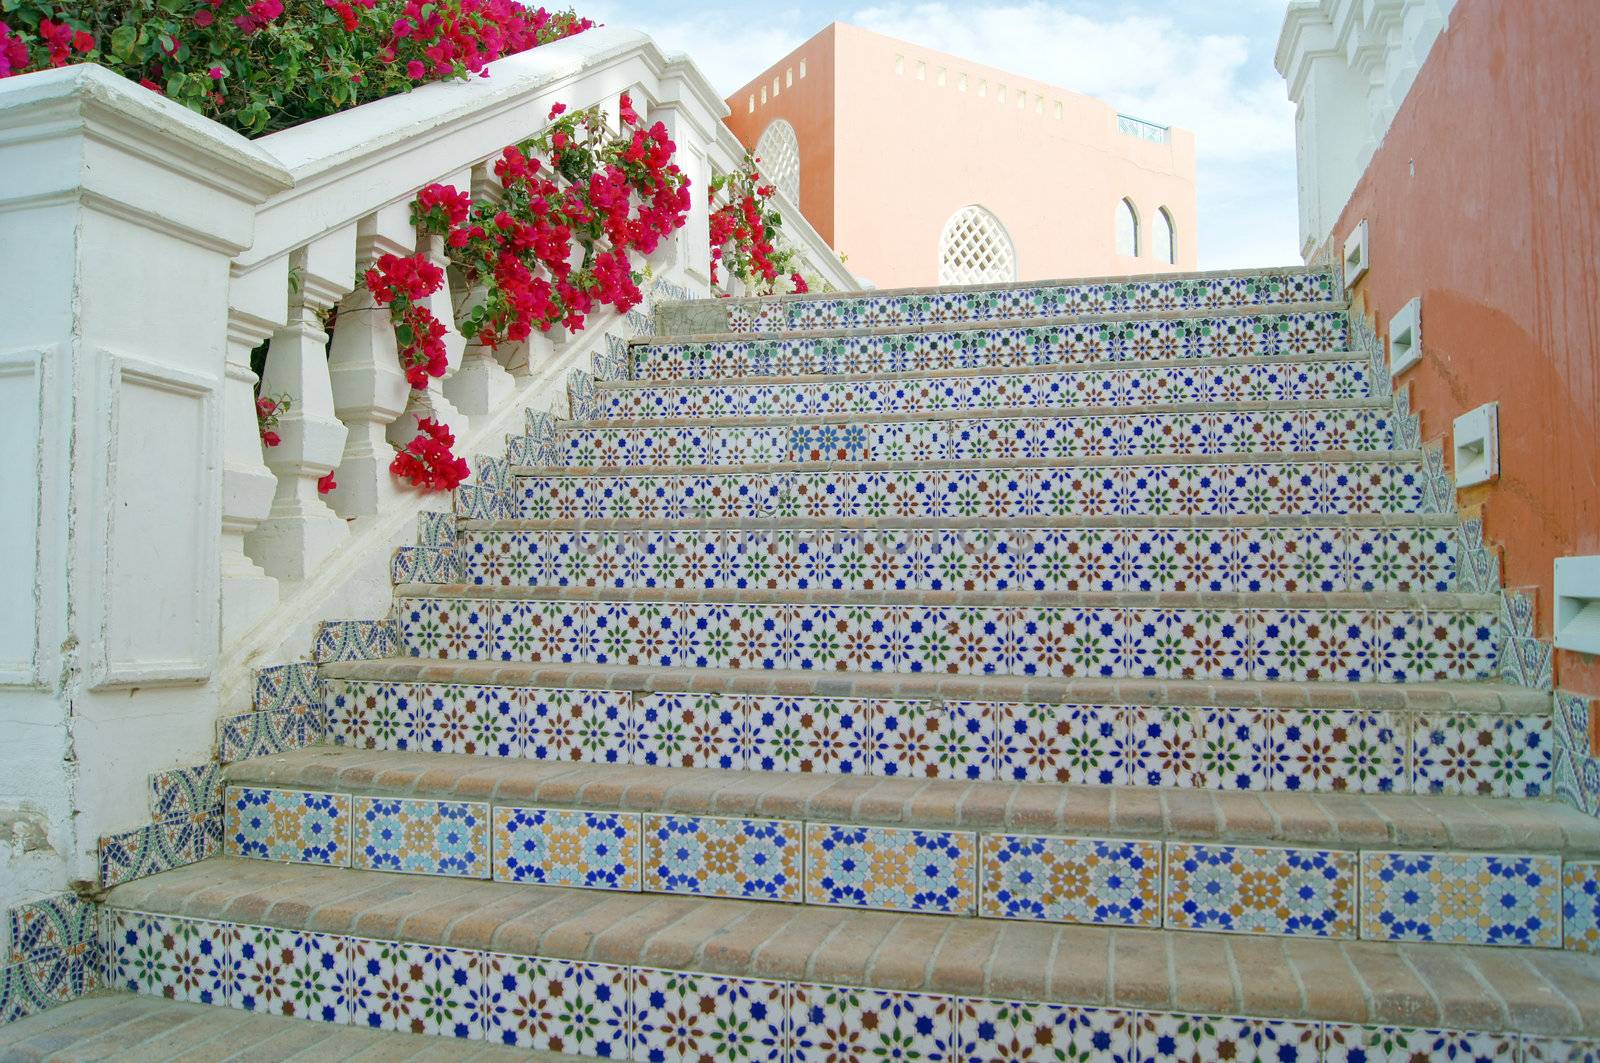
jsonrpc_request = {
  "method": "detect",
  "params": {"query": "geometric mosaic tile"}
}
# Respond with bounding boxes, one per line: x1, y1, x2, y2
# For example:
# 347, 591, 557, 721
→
1564, 862, 1600, 955
352, 797, 489, 880
1360, 851, 1561, 947
642, 814, 802, 903
491, 806, 640, 891
632, 968, 787, 1062
804, 824, 976, 914
979, 834, 1160, 927
1165, 843, 1356, 938
224, 787, 350, 867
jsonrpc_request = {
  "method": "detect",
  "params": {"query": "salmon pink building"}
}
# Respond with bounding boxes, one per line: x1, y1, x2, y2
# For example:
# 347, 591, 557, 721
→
723, 23, 1197, 289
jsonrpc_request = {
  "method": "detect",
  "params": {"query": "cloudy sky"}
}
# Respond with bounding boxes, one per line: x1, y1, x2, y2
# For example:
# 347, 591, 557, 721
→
583, 0, 1301, 269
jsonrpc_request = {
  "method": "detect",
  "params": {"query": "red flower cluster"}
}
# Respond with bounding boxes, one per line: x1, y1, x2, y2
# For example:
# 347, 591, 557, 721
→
708, 155, 800, 295
317, 471, 338, 494
363, 253, 449, 387
0, 4, 594, 139
415, 94, 690, 351
390, 417, 470, 490
255, 393, 290, 448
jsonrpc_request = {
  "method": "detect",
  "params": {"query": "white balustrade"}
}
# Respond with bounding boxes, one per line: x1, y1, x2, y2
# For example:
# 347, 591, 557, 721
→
246, 229, 356, 580
327, 204, 414, 517
444, 163, 518, 416
0, 26, 854, 898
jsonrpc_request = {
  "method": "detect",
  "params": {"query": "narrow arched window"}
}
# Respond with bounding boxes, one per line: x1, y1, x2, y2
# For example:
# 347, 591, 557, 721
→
939, 205, 1017, 285
1116, 198, 1140, 257
754, 119, 801, 204
1156, 206, 1177, 265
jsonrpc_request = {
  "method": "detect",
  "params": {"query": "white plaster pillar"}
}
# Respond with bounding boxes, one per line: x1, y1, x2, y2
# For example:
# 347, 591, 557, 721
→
0, 65, 290, 887
221, 257, 289, 643
645, 62, 722, 295
390, 228, 470, 446
328, 204, 413, 518
247, 229, 356, 580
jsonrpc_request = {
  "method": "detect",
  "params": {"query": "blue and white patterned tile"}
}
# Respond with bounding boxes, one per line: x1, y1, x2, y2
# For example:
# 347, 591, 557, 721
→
352, 797, 489, 879
224, 786, 350, 867
633, 968, 788, 1062
1165, 843, 1356, 938
791, 984, 957, 1062
345, 939, 480, 1038
980, 834, 1160, 928
1564, 862, 1600, 955
478, 954, 630, 1052
1321, 1024, 1519, 1062
491, 806, 640, 891
642, 814, 801, 903
1138, 1011, 1320, 1061
148, 763, 223, 819
804, 824, 976, 915
1360, 850, 1561, 947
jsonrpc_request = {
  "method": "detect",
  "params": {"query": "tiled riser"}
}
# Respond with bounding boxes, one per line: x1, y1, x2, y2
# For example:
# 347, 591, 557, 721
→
222, 786, 1569, 948
458, 525, 1460, 594
327, 684, 1554, 798
107, 910, 1588, 1060
723, 270, 1339, 333
556, 409, 1395, 467
634, 310, 1350, 382
396, 598, 1501, 684
514, 461, 1434, 520
597, 360, 1375, 419
0, 894, 100, 1025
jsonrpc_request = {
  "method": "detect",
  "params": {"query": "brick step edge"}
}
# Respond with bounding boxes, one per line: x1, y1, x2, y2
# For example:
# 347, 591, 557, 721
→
318, 659, 1552, 716
105, 859, 1600, 1040
632, 299, 1348, 346
226, 747, 1600, 856
593, 350, 1370, 391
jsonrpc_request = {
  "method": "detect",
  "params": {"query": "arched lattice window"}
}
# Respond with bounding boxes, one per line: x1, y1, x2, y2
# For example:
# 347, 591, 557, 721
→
1156, 206, 1177, 265
755, 119, 800, 204
938, 205, 1017, 285
1116, 198, 1140, 257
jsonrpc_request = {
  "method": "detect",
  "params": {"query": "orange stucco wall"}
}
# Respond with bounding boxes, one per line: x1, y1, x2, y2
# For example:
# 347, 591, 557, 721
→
724, 27, 838, 247
1332, 0, 1600, 701
725, 23, 1196, 288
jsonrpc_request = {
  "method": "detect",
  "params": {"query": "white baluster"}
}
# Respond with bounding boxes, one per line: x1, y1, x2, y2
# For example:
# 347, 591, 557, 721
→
443, 163, 516, 416
221, 256, 289, 642
647, 68, 718, 293
328, 204, 413, 517
246, 227, 356, 580
391, 169, 471, 446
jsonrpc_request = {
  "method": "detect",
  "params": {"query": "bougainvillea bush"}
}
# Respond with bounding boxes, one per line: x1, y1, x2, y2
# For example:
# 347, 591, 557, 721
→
708, 153, 808, 296
0, 1, 593, 135
362, 94, 689, 490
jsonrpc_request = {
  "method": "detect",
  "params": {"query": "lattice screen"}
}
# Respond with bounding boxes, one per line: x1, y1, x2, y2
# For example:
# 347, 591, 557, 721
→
938, 205, 1017, 285
755, 120, 801, 204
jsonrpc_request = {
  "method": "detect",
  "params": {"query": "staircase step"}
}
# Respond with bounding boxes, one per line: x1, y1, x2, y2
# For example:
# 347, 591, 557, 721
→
391, 586, 1500, 684
685, 265, 1339, 335
449, 521, 1462, 595
106, 858, 1600, 1045
0, 992, 552, 1060
318, 660, 1552, 797
631, 304, 1350, 381
590, 355, 1377, 420
550, 405, 1397, 468
208, 748, 1592, 952
227, 747, 1598, 857
505, 453, 1434, 521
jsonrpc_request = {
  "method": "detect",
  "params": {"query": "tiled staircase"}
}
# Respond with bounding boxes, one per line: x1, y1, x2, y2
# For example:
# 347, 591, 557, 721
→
102, 268, 1600, 1060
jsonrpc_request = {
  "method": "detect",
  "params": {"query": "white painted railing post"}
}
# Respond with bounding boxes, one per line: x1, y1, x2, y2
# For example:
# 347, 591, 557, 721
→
0, 65, 290, 891
391, 215, 470, 446
646, 61, 721, 295
444, 163, 517, 416
247, 229, 356, 580
328, 205, 413, 517
222, 257, 289, 643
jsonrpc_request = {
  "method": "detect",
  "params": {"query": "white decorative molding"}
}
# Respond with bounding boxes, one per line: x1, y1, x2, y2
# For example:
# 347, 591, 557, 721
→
0, 349, 45, 687
1388, 295, 1422, 374
1276, 0, 1457, 258
90, 350, 220, 689
1555, 556, 1600, 655
1452, 401, 1499, 489
754, 118, 801, 205
939, 205, 1017, 286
